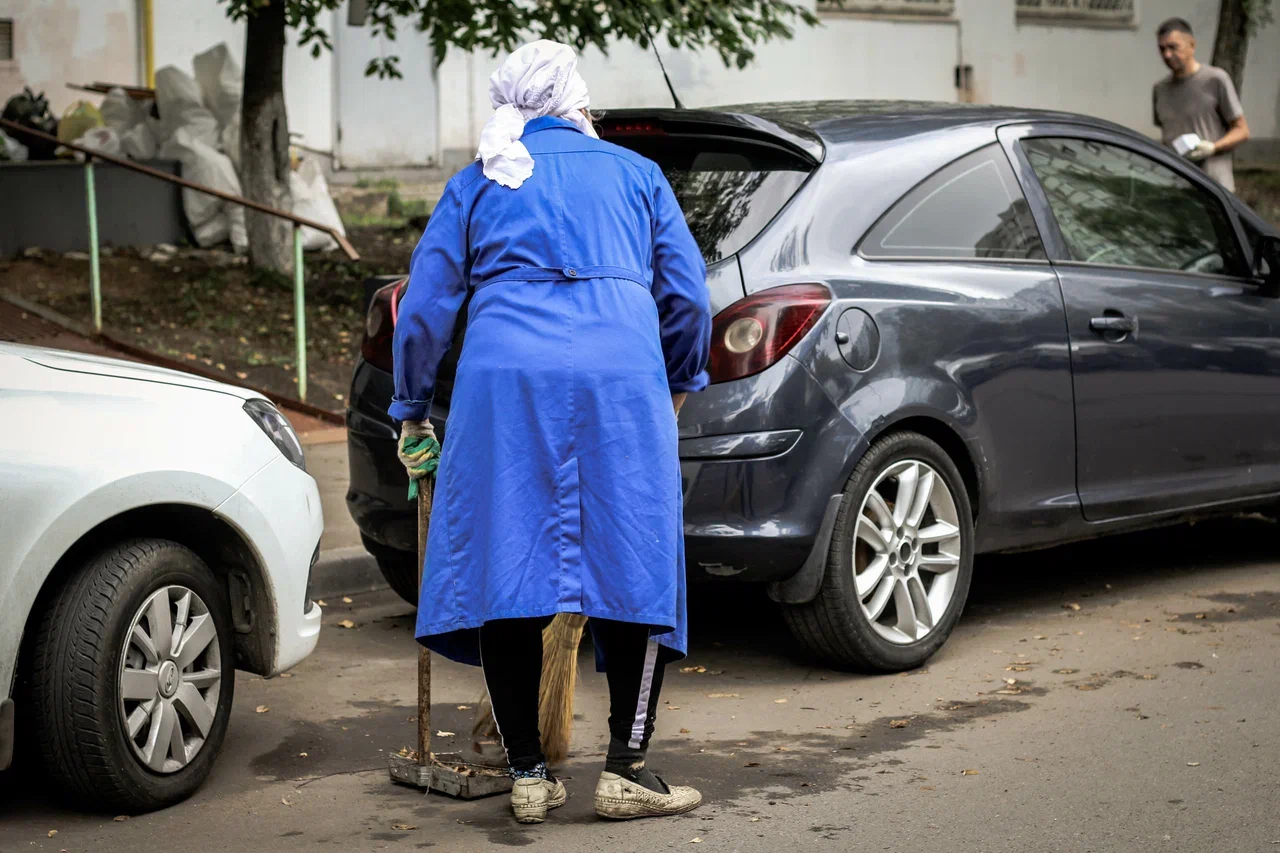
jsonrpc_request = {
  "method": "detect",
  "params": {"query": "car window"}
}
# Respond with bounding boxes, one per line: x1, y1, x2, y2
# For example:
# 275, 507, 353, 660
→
1021, 137, 1245, 276
861, 144, 1045, 261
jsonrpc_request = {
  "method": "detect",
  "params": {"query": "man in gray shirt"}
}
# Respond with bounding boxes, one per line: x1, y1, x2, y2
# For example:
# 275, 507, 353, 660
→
1152, 17, 1250, 192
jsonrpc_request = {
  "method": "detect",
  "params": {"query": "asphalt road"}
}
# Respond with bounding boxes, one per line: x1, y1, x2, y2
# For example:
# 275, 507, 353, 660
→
3, 518, 1278, 852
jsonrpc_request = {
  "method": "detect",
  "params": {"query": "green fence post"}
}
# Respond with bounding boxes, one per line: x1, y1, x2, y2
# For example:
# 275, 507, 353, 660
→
294, 224, 307, 403
85, 158, 102, 333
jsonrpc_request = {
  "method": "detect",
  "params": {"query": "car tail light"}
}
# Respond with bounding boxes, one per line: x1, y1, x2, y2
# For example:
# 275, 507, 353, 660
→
361, 278, 405, 373
707, 284, 831, 384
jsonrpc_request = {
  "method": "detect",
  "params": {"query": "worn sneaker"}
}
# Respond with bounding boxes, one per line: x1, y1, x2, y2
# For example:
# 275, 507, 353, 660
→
593, 771, 702, 820
511, 777, 568, 824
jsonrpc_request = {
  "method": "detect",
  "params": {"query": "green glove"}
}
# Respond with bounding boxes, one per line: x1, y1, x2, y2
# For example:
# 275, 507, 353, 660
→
398, 428, 441, 500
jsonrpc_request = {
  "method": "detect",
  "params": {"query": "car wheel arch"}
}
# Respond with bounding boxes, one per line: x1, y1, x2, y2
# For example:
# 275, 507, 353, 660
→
17, 504, 277, 683
858, 413, 982, 520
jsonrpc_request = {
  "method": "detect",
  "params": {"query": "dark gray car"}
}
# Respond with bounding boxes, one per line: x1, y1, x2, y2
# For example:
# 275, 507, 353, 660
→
346, 101, 1280, 672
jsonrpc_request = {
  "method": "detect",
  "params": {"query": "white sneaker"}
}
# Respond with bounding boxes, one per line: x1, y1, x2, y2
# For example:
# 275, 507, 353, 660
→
593, 771, 702, 820
511, 777, 568, 824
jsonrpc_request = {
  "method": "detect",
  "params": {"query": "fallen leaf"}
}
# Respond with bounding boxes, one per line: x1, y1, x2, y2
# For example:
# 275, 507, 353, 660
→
281, 797, 294, 806
1056, 668, 1078, 674
996, 689, 1022, 695
1187, 761, 1201, 767
280, 672, 293, 679
920, 785, 936, 791
750, 817, 761, 822
708, 693, 741, 699
815, 725, 832, 729
235, 371, 248, 380
666, 705, 682, 710
680, 666, 707, 674
1077, 685, 1096, 691
1006, 665, 1030, 672
48, 831, 58, 838
1143, 674, 1157, 680
457, 705, 471, 710
889, 719, 910, 729
1034, 635, 1047, 640
961, 769, 979, 776
690, 838, 703, 844
1063, 602, 1082, 611
392, 822, 417, 831
680, 728, 691, 734
744, 762, 761, 767
436, 731, 456, 737
316, 600, 327, 606
1004, 677, 1018, 685
336, 619, 356, 629
341, 596, 354, 604
776, 747, 789, 752
113, 816, 129, 822
774, 698, 788, 704
1196, 613, 1207, 619
255, 705, 270, 714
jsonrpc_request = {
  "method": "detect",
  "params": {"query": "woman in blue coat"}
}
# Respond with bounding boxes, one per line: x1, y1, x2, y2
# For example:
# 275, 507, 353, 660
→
390, 40, 711, 823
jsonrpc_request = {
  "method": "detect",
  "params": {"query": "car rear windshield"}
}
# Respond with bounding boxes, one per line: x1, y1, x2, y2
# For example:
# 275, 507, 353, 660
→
607, 133, 814, 264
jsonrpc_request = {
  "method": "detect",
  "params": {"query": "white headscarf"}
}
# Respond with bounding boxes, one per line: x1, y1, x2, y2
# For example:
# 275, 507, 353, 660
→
477, 39, 599, 189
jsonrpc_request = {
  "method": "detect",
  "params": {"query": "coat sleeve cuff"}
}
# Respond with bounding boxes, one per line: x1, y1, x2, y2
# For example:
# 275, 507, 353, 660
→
669, 371, 709, 394
389, 398, 432, 424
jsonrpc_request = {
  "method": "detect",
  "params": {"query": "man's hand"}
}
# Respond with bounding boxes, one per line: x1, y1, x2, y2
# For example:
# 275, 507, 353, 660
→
1187, 139, 1216, 161
672, 392, 688, 415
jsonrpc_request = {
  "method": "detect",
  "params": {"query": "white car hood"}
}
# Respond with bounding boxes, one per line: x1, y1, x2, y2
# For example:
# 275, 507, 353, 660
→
5, 343, 255, 399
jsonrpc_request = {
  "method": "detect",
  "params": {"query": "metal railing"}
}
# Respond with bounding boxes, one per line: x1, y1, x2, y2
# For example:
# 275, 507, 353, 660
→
0, 118, 360, 403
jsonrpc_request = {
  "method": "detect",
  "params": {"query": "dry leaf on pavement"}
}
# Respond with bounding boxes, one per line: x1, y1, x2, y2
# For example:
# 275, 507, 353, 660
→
1007, 665, 1030, 672
890, 719, 910, 728
1187, 762, 1201, 767
1063, 602, 1082, 611
299, 752, 308, 757
1056, 668, 1078, 674
113, 816, 129, 822
281, 797, 294, 806
961, 769, 979, 776
336, 620, 356, 629
1034, 635, 1047, 639
436, 731, 456, 737
690, 838, 703, 844
708, 693, 741, 699
48, 831, 57, 838
1004, 678, 1017, 685
255, 705, 270, 714
681, 666, 707, 674
342, 596, 353, 604
392, 822, 417, 831
774, 699, 788, 704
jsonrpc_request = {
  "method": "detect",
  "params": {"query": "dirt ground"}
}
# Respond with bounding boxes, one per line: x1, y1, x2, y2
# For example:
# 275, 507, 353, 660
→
0, 225, 418, 413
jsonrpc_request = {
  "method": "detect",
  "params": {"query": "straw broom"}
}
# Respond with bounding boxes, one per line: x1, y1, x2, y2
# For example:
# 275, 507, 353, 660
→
471, 613, 588, 765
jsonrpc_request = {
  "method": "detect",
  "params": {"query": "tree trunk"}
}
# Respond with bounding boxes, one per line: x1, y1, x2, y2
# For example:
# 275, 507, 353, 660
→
1211, 0, 1251, 95
240, 0, 293, 274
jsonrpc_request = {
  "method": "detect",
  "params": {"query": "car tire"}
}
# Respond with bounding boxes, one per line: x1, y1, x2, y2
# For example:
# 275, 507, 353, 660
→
361, 535, 419, 606
27, 539, 235, 813
782, 431, 975, 672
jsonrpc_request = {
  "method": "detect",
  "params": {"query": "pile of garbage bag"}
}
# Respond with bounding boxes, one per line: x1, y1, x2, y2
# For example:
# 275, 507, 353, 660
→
0, 43, 346, 253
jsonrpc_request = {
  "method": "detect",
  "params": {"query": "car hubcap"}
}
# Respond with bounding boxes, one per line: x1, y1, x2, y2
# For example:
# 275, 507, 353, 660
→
853, 460, 963, 645
119, 586, 222, 773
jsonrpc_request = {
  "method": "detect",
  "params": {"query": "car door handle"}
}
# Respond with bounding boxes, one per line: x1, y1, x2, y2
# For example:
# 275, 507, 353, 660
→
1089, 315, 1138, 333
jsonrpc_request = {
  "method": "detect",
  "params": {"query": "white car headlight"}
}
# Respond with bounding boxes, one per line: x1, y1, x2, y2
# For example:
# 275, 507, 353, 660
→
243, 399, 306, 471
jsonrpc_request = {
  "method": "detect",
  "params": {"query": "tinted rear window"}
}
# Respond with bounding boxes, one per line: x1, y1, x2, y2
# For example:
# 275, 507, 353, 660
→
607, 134, 813, 263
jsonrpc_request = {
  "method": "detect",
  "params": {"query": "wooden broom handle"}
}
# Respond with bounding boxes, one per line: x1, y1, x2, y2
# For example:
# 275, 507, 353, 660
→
417, 481, 433, 765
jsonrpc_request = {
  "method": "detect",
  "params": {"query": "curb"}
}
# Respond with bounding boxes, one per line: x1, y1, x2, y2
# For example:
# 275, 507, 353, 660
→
310, 545, 390, 599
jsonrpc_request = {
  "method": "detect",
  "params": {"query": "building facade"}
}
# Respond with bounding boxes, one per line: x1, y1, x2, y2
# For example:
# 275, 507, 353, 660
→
2, 0, 1278, 170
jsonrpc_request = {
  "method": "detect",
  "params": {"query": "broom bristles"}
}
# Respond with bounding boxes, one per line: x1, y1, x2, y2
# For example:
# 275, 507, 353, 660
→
539, 613, 588, 764
469, 613, 588, 765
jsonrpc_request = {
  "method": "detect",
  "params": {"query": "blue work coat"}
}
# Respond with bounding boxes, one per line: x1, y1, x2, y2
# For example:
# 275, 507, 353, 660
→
390, 116, 712, 668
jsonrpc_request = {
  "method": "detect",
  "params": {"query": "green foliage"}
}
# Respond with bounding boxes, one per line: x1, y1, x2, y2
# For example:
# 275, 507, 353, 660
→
1244, 0, 1275, 36
218, 0, 819, 76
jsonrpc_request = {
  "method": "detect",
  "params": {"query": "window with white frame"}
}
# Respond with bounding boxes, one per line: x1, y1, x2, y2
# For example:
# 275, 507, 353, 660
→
1015, 0, 1136, 26
0, 19, 13, 62
817, 0, 956, 16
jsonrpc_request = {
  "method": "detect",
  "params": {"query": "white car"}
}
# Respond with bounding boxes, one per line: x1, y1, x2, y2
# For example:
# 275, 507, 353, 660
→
0, 344, 323, 812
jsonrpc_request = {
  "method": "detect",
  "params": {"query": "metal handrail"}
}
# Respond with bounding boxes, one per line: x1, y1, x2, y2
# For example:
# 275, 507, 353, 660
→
0, 117, 360, 402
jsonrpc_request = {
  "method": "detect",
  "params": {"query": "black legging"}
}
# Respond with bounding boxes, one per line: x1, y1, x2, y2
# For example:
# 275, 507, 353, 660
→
479, 617, 667, 771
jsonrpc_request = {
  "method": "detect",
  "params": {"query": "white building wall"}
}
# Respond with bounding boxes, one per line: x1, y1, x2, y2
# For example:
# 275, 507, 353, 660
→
0, 0, 139, 117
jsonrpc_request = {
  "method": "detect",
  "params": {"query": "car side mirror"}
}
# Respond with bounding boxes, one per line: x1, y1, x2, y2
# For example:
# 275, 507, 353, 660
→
1254, 235, 1280, 297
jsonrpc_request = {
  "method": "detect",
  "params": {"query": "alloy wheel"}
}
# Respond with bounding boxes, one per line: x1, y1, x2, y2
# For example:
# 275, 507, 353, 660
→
853, 460, 963, 644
